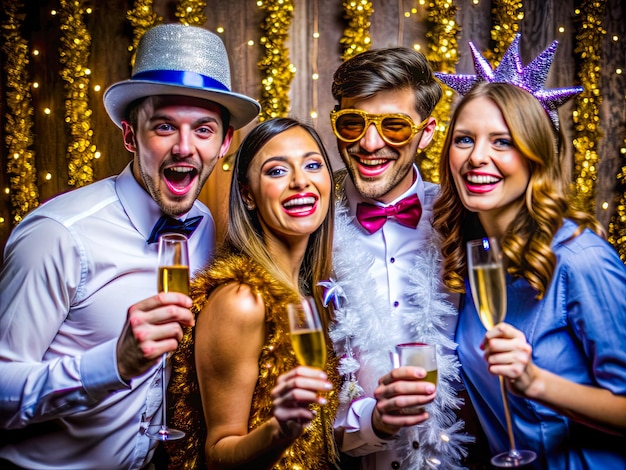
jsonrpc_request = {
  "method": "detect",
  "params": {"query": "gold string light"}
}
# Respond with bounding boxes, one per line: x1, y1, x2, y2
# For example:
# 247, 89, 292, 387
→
340, 0, 373, 62
423, 0, 460, 183
608, 139, 626, 262
257, 0, 295, 121
59, 0, 97, 188
127, 0, 162, 66
1, 1, 39, 225
571, 0, 606, 213
310, 0, 320, 123
176, 0, 207, 26
484, 0, 522, 64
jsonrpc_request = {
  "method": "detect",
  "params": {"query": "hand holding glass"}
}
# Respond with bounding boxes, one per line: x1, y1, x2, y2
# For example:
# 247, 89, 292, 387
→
392, 342, 438, 414
467, 238, 536, 467
147, 233, 190, 441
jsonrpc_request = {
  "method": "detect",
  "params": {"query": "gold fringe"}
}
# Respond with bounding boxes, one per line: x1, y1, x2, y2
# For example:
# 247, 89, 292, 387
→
168, 254, 340, 469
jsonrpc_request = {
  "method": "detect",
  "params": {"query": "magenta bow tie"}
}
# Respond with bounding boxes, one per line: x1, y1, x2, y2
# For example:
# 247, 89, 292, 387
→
356, 193, 422, 234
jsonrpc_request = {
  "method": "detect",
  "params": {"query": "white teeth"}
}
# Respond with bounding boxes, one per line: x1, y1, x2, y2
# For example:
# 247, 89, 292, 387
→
466, 174, 500, 184
284, 197, 315, 207
359, 159, 387, 166
169, 166, 193, 173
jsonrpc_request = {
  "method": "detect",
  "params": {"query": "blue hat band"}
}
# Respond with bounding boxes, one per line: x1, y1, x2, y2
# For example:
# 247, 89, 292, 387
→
131, 70, 231, 92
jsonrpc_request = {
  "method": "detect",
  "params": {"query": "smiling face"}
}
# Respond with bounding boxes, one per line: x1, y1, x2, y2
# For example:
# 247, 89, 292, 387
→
242, 126, 331, 243
122, 95, 233, 217
448, 95, 531, 236
337, 88, 436, 204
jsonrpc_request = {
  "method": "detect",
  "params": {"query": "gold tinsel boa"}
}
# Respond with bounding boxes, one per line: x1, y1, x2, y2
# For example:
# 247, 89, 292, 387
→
168, 254, 340, 469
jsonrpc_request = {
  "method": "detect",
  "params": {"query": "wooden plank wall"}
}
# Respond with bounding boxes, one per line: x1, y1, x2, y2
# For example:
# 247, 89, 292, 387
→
0, 0, 624, 254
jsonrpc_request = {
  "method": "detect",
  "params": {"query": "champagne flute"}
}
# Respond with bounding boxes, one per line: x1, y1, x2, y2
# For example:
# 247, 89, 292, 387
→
146, 233, 190, 441
288, 297, 327, 369
467, 238, 536, 467
287, 296, 330, 439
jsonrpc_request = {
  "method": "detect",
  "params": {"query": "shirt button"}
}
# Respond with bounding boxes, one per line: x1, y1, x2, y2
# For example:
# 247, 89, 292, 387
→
391, 462, 400, 470
390, 257, 395, 263
393, 301, 399, 308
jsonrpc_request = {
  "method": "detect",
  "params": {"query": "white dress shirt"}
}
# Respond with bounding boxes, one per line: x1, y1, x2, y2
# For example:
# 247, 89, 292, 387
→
0, 163, 214, 469
333, 166, 461, 470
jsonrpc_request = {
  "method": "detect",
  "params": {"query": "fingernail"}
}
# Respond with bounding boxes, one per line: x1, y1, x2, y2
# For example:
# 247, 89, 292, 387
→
324, 382, 333, 390
318, 397, 328, 405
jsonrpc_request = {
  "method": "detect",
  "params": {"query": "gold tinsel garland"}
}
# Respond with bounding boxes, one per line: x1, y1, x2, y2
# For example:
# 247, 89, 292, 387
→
608, 141, 626, 262
571, 0, 606, 213
340, 0, 373, 62
1, 1, 38, 225
484, 0, 522, 64
423, 0, 459, 183
127, 0, 162, 66
59, 0, 97, 188
257, 0, 294, 121
176, 0, 207, 26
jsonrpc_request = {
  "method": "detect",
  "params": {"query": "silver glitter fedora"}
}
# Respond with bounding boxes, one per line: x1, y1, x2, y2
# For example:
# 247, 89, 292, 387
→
104, 23, 260, 130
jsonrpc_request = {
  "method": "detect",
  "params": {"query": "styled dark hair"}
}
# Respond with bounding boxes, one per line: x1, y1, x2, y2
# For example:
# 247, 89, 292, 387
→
331, 47, 442, 119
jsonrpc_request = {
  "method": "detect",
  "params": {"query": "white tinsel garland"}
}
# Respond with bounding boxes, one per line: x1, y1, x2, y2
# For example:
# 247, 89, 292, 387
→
330, 184, 473, 468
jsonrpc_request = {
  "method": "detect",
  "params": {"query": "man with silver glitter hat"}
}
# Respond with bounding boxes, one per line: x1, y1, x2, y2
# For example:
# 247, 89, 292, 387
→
0, 23, 260, 469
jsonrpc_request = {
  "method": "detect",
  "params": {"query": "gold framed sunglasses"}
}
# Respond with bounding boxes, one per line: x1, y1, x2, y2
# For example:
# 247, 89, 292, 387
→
330, 109, 429, 146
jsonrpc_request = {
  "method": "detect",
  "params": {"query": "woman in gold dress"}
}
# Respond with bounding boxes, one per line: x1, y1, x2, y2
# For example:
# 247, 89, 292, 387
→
169, 117, 340, 469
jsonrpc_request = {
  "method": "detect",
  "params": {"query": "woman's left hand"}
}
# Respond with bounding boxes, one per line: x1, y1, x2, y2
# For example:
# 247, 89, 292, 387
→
481, 323, 537, 395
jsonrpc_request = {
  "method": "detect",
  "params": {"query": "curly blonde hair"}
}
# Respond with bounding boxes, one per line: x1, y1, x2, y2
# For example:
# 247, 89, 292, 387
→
433, 82, 604, 299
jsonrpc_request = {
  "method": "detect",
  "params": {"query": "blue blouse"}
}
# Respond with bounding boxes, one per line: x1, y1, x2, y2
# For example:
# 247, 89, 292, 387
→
457, 220, 626, 469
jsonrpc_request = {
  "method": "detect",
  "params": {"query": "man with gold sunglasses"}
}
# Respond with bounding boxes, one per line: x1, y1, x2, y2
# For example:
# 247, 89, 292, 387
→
328, 47, 475, 469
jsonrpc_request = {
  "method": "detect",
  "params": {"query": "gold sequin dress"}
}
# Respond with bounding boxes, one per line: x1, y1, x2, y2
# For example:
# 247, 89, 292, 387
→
168, 254, 340, 469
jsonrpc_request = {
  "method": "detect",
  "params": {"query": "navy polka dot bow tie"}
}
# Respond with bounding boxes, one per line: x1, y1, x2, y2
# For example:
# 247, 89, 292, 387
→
356, 193, 422, 234
147, 215, 204, 244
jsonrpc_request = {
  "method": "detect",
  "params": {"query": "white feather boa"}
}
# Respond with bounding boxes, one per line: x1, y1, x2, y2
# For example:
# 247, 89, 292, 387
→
330, 190, 472, 469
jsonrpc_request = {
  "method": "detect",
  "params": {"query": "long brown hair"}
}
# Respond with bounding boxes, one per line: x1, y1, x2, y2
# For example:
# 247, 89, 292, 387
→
433, 82, 604, 298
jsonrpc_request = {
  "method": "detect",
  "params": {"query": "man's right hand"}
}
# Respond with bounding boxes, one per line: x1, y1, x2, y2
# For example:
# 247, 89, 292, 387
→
116, 292, 194, 382
371, 366, 437, 438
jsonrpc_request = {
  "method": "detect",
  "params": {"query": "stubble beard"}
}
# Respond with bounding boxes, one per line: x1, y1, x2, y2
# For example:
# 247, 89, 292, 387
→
135, 150, 200, 217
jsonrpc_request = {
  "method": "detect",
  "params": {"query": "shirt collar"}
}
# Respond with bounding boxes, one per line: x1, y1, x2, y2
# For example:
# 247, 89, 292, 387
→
115, 163, 163, 242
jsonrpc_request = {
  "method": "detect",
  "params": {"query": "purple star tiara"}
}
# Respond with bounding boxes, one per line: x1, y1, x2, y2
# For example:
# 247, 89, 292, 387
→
434, 34, 583, 130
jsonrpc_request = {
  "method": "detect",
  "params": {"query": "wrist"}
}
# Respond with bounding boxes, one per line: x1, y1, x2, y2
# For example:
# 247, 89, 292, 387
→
371, 408, 398, 439
517, 364, 546, 400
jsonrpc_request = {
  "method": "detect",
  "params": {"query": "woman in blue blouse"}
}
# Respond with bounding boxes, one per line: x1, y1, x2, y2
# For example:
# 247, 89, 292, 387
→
432, 78, 626, 468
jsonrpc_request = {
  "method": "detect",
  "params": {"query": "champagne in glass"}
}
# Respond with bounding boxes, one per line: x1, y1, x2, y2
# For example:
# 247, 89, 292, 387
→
288, 297, 326, 369
147, 233, 189, 441
467, 238, 536, 467
395, 343, 438, 385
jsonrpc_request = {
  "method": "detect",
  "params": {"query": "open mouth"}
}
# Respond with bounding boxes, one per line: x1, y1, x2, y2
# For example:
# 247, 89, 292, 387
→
464, 173, 501, 192
355, 157, 391, 177
283, 195, 318, 216
164, 166, 198, 196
